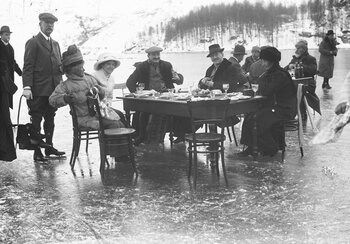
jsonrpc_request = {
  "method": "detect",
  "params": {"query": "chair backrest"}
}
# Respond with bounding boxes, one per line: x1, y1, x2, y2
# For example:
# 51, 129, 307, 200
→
187, 99, 230, 135
87, 96, 106, 133
68, 103, 79, 132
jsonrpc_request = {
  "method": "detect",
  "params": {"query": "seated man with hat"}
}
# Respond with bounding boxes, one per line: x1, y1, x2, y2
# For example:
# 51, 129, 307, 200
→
49, 45, 124, 130
126, 46, 186, 144
199, 44, 247, 92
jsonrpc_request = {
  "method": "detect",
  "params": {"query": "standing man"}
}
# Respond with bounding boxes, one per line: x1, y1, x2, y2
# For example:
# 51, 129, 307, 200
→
22, 13, 65, 162
318, 30, 338, 89
242, 46, 260, 74
0, 25, 21, 161
0, 26, 22, 109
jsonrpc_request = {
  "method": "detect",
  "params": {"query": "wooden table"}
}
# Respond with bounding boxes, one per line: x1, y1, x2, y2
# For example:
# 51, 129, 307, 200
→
116, 95, 265, 158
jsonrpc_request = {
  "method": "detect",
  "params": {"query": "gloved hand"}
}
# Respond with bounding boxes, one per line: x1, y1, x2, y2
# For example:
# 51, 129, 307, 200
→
64, 94, 74, 104
22, 89, 33, 100
335, 102, 349, 115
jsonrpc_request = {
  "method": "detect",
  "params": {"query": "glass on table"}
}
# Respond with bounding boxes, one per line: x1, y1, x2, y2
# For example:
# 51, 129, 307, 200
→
222, 83, 229, 97
251, 83, 259, 96
136, 83, 145, 93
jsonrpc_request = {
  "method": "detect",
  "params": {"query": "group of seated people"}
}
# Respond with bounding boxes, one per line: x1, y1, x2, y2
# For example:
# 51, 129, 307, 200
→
49, 39, 319, 158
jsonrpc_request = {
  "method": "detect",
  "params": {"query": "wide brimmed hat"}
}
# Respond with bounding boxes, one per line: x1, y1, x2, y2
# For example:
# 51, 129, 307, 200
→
326, 30, 334, 36
94, 53, 121, 70
260, 46, 281, 63
207, 44, 224, 57
39, 13, 58, 22
145, 46, 163, 54
62, 45, 83, 67
0, 26, 12, 34
231, 45, 247, 55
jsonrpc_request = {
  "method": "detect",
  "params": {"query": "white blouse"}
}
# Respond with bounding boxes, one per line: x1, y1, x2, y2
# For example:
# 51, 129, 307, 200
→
92, 69, 115, 103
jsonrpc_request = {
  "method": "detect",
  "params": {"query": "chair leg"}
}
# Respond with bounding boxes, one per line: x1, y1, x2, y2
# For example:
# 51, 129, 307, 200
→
281, 149, 285, 161
220, 144, 228, 187
226, 126, 232, 142
85, 131, 89, 153
128, 136, 138, 175
188, 142, 192, 178
69, 137, 77, 169
99, 138, 106, 173
193, 150, 198, 190
300, 147, 304, 157
215, 152, 220, 178
231, 126, 238, 146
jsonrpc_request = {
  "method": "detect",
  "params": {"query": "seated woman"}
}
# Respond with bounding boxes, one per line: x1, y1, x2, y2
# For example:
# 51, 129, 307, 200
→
239, 47, 297, 157
49, 45, 124, 130
92, 52, 128, 126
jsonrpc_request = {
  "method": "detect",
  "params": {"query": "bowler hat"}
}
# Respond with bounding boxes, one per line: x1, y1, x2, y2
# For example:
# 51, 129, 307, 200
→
326, 30, 334, 36
206, 44, 224, 57
94, 53, 121, 70
0, 26, 12, 34
39, 13, 58, 22
231, 45, 247, 55
145, 46, 163, 53
62, 45, 83, 67
260, 46, 281, 63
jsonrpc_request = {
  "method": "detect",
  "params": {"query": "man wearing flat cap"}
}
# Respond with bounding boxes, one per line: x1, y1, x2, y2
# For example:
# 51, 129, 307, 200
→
22, 12, 64, 162
286, 40, 319, 121
0, 25, 22, 161
126, 46, 185, 144
242, 46, 260, 74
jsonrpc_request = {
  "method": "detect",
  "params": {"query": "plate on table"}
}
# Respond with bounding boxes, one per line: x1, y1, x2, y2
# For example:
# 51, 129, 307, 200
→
238, 95, 251, 100
175, 94, 191, 101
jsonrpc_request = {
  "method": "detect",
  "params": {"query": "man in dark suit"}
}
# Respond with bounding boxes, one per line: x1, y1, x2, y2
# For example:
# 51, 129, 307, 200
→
126, 46, 186, 144
0, 25, 21, 161
22, 13, 65, 161
0, 25, 22, 108
199, 44, 247, 92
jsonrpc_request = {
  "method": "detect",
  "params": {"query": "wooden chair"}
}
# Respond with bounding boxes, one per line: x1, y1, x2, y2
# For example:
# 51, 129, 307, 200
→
68, 103, 99, 170
88, 96, 137, 175
186, 99, 230, 189
279, 84, 305, 161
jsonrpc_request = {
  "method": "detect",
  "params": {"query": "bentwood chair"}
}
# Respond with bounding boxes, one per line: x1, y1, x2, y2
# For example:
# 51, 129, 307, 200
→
185, 99, 230, 189
279, 84, 305, 161
68, 103, 99, 170
88, 96, 137, 175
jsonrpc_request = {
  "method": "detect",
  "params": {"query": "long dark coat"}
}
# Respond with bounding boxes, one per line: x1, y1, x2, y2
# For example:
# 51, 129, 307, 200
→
0, 72, 17, 161
22, 33, 63, 96
318, 36, 337, 78
0, 40, 22, 108
199, 58, 247, 92
126, 60, 174, 93
241, 64, 297, 155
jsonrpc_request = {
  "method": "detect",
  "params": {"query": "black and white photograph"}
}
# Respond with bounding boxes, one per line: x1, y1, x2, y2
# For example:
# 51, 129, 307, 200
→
1, 0, 350, 243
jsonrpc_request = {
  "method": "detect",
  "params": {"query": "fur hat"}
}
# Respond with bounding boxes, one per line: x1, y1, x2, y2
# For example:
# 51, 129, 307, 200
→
94, 53, 120, 70
207, 44, 224, 57
259, 46, 281, 63
62, 45, 83, 67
